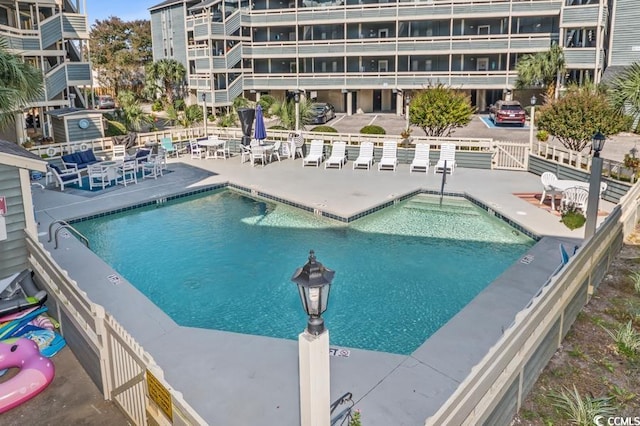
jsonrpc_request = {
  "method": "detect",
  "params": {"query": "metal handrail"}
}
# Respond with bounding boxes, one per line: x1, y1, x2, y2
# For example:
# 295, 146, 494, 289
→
48, 219, 89, 249
439, 160, 447, 207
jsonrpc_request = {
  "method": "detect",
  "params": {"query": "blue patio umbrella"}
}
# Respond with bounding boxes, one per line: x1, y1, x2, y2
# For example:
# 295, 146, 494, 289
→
254, 105, 267, 142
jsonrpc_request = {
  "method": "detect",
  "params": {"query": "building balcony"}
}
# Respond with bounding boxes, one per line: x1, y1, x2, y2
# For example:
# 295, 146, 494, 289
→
563, 47, 601, 68
0, 27, 40, 51
44, 62, 91, 101
561, 4, 607, 27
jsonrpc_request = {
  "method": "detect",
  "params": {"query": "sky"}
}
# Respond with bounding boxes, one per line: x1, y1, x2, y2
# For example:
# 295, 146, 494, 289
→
86, 0, 159, 24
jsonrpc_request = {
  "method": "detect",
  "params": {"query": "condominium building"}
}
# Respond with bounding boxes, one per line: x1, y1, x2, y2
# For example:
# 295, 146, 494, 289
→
149, 0, 630, 115
0, 0, 92, 142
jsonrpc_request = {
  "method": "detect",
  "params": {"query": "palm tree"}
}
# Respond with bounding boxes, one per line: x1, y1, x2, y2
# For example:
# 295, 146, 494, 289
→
515, 44, 565, 100
0, 39, 43, 130
145, 59, 186, 106
116, 91, 151, 131
607, 62, 640, 130
270, 98, 314, 130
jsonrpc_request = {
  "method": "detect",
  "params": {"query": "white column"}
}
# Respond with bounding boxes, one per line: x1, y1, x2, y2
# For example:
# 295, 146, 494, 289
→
298, 330, 330, 426
529, 105, 535, 151
396, 91, 403, 116
295, 101, 300, 131
346, 92, 353, 116
202, 96, 208, 136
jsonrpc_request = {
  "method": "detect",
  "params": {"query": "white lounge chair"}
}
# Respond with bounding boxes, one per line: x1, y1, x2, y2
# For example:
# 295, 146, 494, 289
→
434, 143, 456, 174
352, 142, 374, 170
410, 143, 430, 173
302, 139, 324, 167
540, 172, 561, 207
324, 141, 347, 169
378, 141, 398, 172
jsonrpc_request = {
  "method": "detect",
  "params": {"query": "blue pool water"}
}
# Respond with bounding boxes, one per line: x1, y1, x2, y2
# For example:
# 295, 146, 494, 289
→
73, 190, 534, 354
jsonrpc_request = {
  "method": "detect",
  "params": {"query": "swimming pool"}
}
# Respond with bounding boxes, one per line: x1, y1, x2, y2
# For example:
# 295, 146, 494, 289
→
72, 189, 534, 354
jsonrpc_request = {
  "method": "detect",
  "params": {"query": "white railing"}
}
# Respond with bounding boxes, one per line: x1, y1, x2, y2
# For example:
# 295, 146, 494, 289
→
425, 180, 638, 423
25, 236, 206, 426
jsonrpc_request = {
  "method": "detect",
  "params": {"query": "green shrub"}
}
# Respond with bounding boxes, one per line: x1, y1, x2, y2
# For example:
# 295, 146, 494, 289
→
258, 95, 276, 114
173, 99, 186, 111
536, 129, 549, 142
561, 210, 586, 230
269, 125, 287, 130
105, 120, 127, 137
310, 125, 338, 133
360, 125, 386, 135
151, 99, 163, 112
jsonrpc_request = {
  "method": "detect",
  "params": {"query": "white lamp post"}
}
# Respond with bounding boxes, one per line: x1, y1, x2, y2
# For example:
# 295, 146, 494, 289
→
291, 250, 334, 426
405, 95, 411, 130
529, 95, 537, 151
585, 132, 606, 240
201, 93, 207, 137
294, 91, 301, 131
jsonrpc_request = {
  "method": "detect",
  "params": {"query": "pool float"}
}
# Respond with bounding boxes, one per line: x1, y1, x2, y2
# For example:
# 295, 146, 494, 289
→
0, 270, 47, 317
0, 338, 55, 413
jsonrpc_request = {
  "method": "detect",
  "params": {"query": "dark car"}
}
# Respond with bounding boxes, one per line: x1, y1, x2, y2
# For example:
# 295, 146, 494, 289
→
96, 95, 116, 110
489, 100, 526, 126
310, 102, 336, 124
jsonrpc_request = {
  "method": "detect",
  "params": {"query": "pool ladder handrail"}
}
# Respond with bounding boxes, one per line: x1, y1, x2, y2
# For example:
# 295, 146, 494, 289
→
330, 391, 354, 425
48, 219, 90, 250
439, 159, 447, 207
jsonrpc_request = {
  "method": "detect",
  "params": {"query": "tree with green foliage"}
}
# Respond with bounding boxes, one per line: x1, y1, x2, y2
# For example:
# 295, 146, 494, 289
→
145, 59, 186, 106
89, 17, 151, 96
409, 85, 475, 137
536, 85, 630, 152
607, 62, 640, 131
271, 98, 314, 130
515, 44, 565, 100
116, 91, 151, 131
0, 39, 43, 131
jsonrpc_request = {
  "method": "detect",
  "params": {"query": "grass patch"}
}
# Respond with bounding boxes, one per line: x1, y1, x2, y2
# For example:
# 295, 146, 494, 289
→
548, 385, 615, 425
603, 320, 640, 358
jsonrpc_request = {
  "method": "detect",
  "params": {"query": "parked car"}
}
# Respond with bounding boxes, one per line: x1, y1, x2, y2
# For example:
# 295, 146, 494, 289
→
488, 100, 526, 126
96, 95, 116, 110
310, 102, 336, 124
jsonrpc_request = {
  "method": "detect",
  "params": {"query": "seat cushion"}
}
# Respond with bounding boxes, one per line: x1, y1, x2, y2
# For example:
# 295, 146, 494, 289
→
78, 150, 93, 164
49, 163, 62, 174
61, 153, 77, 165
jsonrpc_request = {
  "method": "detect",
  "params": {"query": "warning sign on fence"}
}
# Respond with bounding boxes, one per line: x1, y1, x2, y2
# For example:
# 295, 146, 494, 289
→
146, 370, 173, 421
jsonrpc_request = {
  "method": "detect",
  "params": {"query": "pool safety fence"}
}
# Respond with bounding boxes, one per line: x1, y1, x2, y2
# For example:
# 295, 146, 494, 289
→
26, 235, 206, 426
425, 181, 637, 424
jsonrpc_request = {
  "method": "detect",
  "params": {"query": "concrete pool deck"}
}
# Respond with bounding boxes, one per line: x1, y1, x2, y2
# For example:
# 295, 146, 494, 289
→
31, 156, 613, 425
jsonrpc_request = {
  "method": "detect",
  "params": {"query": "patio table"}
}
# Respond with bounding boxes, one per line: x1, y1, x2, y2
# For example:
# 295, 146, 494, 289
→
198, 139, 226, 159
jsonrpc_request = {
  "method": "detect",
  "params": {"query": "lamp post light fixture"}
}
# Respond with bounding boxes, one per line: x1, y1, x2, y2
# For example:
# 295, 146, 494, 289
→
201, 93, 208, 137
293, 91, 301, 132
529, 95, 537, 151
585, 131, 606, 240
291, 250, 334, 426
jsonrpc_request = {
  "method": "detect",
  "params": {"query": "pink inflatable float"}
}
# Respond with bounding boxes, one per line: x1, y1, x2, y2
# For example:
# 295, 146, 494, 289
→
0, 338, 55, 413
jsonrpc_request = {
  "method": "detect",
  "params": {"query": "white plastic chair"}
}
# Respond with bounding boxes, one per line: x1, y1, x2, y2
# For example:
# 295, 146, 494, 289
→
434, 143, 456, 174
302, 140, 324, 167
292, 133, 304, 159
239, 144, 252, 163
112, 145, 127, 161
215, 140, 229, 159
87, 164, 110, 190
47, 163, 82, 191
324, 141, 347, 169
560, 186, 589, 214
352, 142, 374, 170
190, 140, 204, 159
142, 155, 163, 179
269, 140, 281, 162
378, 141, 398, 172
410, 143, 430, 174
251, 146, 266, 167
540, 172, 561, 208
117, 161, 138, 186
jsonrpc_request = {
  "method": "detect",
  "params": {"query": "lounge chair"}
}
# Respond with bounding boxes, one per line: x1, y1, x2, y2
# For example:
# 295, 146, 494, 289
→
410, 143, 430, 174
352, 142, 374, 170
540, 172, 561, 207
302, 139, 324, 167
434, 143, 456, 174
47, 163, 82, 191
160, 137, 180, 158
378, 141, 398, 172
324, 141, 347, 169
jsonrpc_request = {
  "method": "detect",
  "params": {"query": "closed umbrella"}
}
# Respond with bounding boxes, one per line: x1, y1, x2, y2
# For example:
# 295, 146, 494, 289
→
254, 105, 267, 143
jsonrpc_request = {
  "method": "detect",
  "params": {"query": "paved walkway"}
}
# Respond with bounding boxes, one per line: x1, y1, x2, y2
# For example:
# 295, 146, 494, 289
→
28, 154, 615, 425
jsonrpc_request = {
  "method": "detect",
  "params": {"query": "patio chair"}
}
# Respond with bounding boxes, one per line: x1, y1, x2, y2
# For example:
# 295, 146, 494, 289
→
269, 140, 282, 162
142, 155, 163, 179
302, 139, 324, 167
409, 143, 430, 174
160, 137, 180, 158
324, 141, 347, 169
250, 146, 266, 167
239, 144, 252, 163
47, 163, 82, 191
378, 141, 398, 172
189, 140, 204, 159
291, 132, 304, 159
111, 144, 128, 162
434, 143, 456, 174
87, 164, 111, 190
352, 142, 374, 170
540, 172, 561, 207
560, 186, 589, 214
117, 160, 137, 186
156, 148, 168, 171
215, 139, 230, 160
